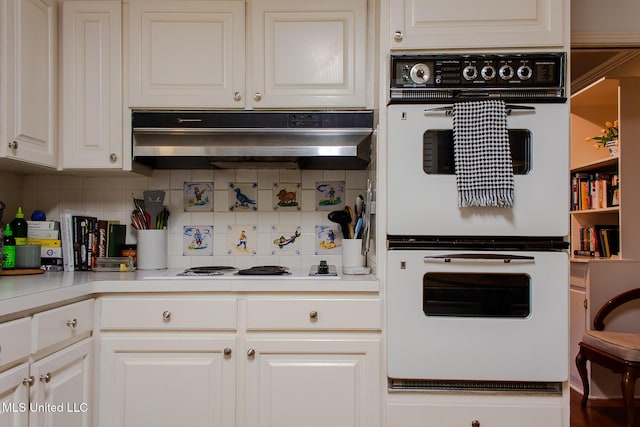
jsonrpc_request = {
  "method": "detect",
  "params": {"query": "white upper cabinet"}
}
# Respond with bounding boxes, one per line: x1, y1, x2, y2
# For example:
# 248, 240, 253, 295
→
128, 0, 245, 108
390, 0, 565, 50
61, 0, 123, 169
248, 0, 367, 108
0, 0, 57, 167
127, 0, 369, 109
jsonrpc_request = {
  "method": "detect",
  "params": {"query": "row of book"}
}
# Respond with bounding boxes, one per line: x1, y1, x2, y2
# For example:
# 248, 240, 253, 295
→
571, 172, 619, 211
574, 225, 620, 258
59, 213, 126, 272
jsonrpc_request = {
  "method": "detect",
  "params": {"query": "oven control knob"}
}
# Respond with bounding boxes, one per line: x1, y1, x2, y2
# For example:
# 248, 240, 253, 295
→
517, 65, 533, 81
409, 63, 430, 84
498, 64, 514, 80
462, 65, 478, 81
480, 65, 496, 80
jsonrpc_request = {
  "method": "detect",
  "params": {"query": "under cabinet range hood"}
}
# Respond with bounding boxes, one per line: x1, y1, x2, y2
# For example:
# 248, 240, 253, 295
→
132, 110, 374, 170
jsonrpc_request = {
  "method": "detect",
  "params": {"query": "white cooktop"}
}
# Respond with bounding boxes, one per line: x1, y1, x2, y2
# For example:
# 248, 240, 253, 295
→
142, 267, 341, 280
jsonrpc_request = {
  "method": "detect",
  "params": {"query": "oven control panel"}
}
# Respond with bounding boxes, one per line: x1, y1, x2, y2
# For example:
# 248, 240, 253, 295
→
390, 52, 565, 103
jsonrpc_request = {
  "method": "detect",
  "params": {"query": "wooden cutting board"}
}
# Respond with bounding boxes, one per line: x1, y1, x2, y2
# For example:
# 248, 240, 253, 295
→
0, 268, 45, 276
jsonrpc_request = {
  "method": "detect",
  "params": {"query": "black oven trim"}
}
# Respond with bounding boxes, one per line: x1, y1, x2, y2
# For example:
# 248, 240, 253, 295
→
387, 235, 569, 251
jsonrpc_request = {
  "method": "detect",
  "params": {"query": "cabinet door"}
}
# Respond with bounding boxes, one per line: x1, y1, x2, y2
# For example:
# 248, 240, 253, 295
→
243, 338, 380, 427
61, 0, 122, 169
389, 0, 564, 50
0, 363, 30, 427
28, 338, 93, 427
569, 286, 587, 391
128, 0, 244, 108
98, 334, 236, 427
249, 0, 368, 108
1, 0, 57, 167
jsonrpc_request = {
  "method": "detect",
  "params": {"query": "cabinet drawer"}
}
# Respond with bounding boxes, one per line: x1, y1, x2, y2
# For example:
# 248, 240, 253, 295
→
100, 296, 237, 330
246, 298, 381, 331
0, 317, 31, 368
387, 401, 562, 427
32, 299, 94, 353
570, 262, 588, 287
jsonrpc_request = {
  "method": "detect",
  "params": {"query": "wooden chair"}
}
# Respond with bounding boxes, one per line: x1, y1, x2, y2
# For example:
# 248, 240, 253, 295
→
576, 288, 640, 427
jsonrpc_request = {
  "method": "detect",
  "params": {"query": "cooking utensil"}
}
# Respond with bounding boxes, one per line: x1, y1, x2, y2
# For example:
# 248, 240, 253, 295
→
155, 207, 169, 229
328, 209, 352, 239
355, 195, 364, 219
344, 205, 356, 239
361, 179, 373, 255
143, 190, 166, 229
131, 210, 148, 230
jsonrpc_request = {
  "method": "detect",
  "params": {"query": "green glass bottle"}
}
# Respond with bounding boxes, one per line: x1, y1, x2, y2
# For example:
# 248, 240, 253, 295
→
10, 206, 28, 246
3, 224, 16, 270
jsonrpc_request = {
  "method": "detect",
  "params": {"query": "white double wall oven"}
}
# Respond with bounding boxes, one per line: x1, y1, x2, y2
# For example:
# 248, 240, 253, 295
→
385, 52, 570, 391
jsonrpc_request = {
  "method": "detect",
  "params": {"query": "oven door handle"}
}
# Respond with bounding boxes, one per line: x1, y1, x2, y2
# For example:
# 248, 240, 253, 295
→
424, 105, 535, 116
423, 253, 535, 263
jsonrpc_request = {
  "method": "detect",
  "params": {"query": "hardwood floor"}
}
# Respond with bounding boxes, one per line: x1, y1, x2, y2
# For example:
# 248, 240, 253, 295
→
571, 388, 640, 427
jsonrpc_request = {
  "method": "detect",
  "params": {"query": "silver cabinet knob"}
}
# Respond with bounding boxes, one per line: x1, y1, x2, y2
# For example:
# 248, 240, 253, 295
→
393, 30, 403, 41
254, 92, 262, 102
223, 347, 232, 357
233, 91, 242, 102
247, 349, 255, 358
109, 153, 117, 163
162, 311, 171, 321
8, 141, 18, 150
22, 376, 35, 386
309, 310, 318, 320
66, 319, 78, 329
40, 373, 51, 383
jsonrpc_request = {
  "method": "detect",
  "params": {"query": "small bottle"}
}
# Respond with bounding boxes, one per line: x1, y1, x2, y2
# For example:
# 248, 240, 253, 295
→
10, 206, 28, 246
3, 224, 16, 270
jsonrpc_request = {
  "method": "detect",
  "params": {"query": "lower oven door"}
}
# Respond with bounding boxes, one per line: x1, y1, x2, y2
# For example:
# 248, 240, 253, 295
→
387, 249, 568, 382
386, 103, 569, 237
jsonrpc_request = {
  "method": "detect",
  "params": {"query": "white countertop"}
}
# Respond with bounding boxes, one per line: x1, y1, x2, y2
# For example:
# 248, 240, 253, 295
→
0, 269, 379, 319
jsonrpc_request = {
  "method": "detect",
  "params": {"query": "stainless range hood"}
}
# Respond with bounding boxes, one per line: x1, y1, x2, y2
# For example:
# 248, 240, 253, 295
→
132, 110, 374, 169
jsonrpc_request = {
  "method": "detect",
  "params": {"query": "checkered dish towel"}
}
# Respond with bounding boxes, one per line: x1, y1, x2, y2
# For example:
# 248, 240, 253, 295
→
453, 100, 514, 208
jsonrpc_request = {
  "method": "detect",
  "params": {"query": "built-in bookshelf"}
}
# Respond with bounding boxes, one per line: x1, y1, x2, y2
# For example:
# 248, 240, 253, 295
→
570, 76, 640, 261
569, 75, 640, 400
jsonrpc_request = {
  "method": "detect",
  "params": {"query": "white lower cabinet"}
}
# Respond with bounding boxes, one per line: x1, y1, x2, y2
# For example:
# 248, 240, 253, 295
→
28, 338, 93, 427
0, 300, 94, 427
98, 334, 236, 427
243, 337, 380, 427
96, 294, 382, 427
97, 295, 239, 427
0, 363, 30, 427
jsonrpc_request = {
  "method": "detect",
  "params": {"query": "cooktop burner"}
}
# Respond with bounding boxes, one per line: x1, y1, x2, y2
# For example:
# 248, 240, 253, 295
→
178, 266, 237, 276
237, 265, 290, 275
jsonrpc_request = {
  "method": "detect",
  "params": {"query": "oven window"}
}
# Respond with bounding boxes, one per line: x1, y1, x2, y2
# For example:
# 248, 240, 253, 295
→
423, 272, 531, 318
423, 129, 531, 174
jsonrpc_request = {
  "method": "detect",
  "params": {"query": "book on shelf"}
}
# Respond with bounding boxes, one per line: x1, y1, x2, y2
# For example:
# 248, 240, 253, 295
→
27, 228, 60, 239
571, 172, 618, 211
107, 223, 126, 258
26, 220, 59, 230
26, 238, 61, 247
576, 225, 620, 258
60, 212, 115, 272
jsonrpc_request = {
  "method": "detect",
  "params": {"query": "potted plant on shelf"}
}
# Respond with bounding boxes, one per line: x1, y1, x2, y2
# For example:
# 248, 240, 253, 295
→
586, 120, 619, 156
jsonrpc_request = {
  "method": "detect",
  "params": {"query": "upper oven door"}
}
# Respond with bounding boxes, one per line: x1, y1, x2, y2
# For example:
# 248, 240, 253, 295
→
387, 103, 569, 237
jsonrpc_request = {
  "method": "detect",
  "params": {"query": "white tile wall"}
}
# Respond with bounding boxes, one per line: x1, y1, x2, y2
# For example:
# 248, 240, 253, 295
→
19, 169, 370, 269
0, 171, 24, 226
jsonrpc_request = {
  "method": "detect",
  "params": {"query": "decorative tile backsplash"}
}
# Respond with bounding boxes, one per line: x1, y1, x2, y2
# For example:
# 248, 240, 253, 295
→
18, 169, 370, 269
